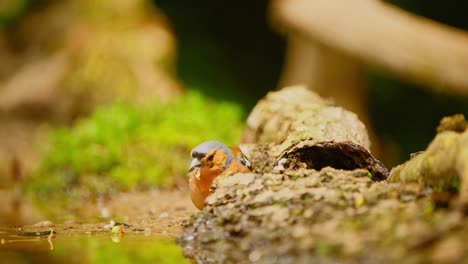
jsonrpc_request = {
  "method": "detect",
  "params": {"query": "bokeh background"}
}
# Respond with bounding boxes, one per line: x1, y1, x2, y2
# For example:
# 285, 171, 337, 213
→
1, 0, 468, 263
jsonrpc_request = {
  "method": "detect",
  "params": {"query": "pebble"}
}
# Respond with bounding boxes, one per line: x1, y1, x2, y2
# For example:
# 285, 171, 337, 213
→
158, 212, 169, 218
100, 208, 110, 218
104, 220, 116, 229
33, 220, 54, 227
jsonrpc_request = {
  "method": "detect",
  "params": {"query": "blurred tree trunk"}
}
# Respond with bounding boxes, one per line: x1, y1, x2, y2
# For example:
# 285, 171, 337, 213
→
270, 0, 468, 96
269, 0, 468, 161
276, 35, 380, 155
0, 0, 180, 183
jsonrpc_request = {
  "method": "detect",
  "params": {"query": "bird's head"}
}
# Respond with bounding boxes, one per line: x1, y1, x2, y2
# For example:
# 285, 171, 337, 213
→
189, 140, 234, 178
188, 140, 252, 209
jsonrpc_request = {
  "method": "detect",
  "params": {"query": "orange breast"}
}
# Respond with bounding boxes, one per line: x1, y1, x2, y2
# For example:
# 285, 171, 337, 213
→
189, 167, 222, 210
189, 147, 251, 210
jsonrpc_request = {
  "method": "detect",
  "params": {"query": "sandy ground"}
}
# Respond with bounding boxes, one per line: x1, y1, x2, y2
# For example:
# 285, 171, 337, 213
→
80, 188, 198, 237
0, 188, 197, 238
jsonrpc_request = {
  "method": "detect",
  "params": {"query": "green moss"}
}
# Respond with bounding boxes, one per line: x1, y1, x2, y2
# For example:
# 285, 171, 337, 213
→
290, 175, 300, 181
27, 91, 244, 201
450, 178, 461, 190
342, 219, 363, 230
315, 241, 336, 256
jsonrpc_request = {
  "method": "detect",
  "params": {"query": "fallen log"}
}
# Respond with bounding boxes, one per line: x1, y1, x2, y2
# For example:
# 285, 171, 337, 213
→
180, 167, 467, 263
241, 86, 388, 180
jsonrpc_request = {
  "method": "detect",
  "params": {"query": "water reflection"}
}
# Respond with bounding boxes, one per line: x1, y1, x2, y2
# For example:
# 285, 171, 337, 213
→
0, 227, 188, 264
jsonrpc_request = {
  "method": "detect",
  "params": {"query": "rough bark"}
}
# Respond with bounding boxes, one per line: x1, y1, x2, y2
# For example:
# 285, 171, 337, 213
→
180, 169, 467, 263
241, 86, 388, 180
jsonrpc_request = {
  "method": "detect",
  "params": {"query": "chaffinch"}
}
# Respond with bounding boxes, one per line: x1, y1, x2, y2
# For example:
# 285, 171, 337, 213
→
188, 140, 251, 209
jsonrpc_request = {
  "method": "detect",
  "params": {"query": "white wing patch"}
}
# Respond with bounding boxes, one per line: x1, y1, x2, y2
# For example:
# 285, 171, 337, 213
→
237, 153, 251, 169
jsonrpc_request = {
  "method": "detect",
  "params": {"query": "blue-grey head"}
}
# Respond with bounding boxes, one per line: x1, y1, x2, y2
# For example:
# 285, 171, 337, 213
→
189, 140, 234, 172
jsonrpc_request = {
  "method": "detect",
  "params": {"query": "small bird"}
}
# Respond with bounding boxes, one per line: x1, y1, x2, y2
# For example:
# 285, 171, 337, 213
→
188, 140, 251, 209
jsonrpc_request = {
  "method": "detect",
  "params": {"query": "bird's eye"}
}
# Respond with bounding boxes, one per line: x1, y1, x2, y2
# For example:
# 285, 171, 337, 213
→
206, 153, 215, 162
192, 151, 204, 159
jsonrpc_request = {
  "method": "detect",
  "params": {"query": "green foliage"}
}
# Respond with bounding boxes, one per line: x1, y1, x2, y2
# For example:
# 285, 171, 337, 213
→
0, 0, 43, 27
0, 0, 28, 26
88, 236, 189, 264
28, 91, 244, 200
50, 236, 188, 264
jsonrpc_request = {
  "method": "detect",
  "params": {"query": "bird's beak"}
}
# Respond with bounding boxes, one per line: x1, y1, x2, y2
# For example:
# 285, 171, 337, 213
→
189, 158, 202, 172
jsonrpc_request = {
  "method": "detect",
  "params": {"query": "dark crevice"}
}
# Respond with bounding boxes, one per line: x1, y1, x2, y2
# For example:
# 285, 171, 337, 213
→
284, 141, 389, 181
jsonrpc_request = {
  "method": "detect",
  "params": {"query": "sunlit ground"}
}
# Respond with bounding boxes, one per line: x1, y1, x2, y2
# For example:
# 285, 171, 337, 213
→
0, 227, 188, 264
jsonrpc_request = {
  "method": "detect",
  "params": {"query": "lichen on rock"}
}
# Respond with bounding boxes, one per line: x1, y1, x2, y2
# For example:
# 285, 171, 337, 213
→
388, 114, 468, 210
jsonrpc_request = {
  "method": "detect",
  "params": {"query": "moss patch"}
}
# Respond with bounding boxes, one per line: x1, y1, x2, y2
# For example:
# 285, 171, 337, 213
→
26, 91, 244, 204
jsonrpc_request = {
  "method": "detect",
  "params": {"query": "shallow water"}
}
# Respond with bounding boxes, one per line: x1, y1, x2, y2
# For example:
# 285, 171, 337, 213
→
0, 226, 188, 264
